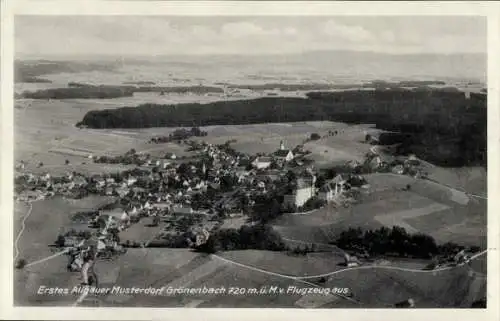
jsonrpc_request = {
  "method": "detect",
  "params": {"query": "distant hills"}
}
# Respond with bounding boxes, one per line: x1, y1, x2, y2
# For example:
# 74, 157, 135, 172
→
14, 50, 486, 84
14, 59, 119, 83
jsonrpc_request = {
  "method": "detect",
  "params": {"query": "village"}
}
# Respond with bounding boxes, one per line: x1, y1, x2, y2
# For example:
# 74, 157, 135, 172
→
14, 128, 434, 262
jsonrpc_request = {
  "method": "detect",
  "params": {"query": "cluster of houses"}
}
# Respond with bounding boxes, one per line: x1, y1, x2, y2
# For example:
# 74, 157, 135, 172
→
15, 134, 431, 252
364, 153, 427, 178
14, 171, 89, 202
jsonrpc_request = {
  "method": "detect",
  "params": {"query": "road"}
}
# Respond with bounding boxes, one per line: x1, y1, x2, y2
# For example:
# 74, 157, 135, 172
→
14, 201, 35, 262
73, 222, 166, 307
212, 249, 487, 306
213, 250, 486, 280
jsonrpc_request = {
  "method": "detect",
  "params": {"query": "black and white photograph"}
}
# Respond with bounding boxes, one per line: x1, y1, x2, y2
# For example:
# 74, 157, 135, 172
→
2, 1, 496, 316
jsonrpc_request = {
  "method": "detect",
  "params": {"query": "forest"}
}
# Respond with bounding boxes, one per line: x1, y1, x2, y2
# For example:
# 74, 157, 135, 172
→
77, 88, 486, 167
333, 226, 479, 260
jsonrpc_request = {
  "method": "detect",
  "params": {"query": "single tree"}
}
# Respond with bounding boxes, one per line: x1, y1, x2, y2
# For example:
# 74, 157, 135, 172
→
15, 259, 27, 269
310, 133, 321, 140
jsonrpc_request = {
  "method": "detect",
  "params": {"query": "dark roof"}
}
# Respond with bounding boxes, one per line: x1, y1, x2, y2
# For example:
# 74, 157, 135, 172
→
274, 150, 292, 157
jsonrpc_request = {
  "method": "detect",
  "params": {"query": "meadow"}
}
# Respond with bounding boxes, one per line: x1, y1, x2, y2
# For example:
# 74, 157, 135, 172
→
272, 173, 486, 247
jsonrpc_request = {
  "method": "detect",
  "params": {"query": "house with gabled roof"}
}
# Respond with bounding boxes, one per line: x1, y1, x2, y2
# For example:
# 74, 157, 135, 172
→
252, 156, 272, 170
274, 149, 294, 162
318, 174, 348, 202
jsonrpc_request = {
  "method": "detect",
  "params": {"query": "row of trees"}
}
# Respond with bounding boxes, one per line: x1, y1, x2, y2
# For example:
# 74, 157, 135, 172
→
22, 83, 224, 99
148, 127, 208, 144
224, 80, 446, 91
194, 224, 287, 253
333, 226, 477, 259
22, 86, 134, 99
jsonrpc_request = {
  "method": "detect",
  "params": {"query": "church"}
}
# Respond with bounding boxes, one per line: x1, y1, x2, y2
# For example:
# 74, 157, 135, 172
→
273, 140, 294, 162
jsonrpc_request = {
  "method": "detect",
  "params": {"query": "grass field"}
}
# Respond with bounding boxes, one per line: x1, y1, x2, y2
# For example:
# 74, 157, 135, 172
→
14, 196, 113, 264
119, 220, 167, 244
272, 173, 486, 247
14, 244, 487, 308
322, 264, 486, 308
15, 99, 201, 174
14, 196, 117, 306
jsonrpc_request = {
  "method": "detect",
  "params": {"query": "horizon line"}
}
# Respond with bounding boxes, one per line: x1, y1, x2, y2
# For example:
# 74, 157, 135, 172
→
15, 49, 487, 61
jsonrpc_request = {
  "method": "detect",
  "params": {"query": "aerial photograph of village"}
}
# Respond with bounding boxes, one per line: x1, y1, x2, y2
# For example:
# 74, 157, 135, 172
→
13, 15, 487, 308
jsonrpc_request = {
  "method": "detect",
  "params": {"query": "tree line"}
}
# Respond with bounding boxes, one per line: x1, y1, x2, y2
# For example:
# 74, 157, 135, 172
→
194, 224, 287, 253
148, 127, 208, 144
77, 89, 485, 167
333, 226, 479, 259
21, 83, 224, 99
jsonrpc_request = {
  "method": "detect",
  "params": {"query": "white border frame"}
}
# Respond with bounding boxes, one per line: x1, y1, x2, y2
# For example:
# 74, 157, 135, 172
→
1, 1, 499, 320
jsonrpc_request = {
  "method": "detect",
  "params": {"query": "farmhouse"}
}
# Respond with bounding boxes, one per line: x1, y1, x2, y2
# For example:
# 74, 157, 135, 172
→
391, 164, 405, 175
172, 205, 209, 216
165, 152, 177, 160
343, 253, 361, 267
63, 235, 82, 248
369, 154, 395, 170
318, 174, 348, 202
95, 177, 106, 188
252, 156, 272, 170
73, 175, 88, 187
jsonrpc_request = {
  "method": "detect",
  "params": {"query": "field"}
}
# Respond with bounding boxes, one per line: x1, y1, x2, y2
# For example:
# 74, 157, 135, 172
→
15, 246, 485, 308
118, 220, 167, 244
15, 99, 197, 173
322, 264, 486, 308
272, 173, 486, 248
14, 196, 114, 264
13, 195, 116, 306
15, 98, 381, 175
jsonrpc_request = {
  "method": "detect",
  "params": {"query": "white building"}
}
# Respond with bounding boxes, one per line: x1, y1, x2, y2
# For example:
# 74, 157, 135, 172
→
173, 205, 192, 214
165, 153, 177, 160
344, 253, 361, 267
252, 156, 272, 170
126, 176, 138, 186
391, 164, 404, 175
318, 175, 347, 202
283, 176, 316, 210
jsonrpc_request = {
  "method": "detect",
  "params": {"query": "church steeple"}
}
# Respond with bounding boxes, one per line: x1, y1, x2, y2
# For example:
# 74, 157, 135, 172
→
280, 140, 285, 150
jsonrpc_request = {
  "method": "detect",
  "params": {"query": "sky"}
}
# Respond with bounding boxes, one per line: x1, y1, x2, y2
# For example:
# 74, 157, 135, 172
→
14, 16, 486, 57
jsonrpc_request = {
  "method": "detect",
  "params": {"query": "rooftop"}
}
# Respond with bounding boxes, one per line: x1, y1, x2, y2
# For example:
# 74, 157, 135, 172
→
274, 150, 293, 157
254, 156, 272, 163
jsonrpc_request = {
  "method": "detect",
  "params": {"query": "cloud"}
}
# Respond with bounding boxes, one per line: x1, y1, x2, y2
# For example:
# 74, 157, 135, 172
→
220, 21, 285, 38
322, 20, 373, 42
14, 16, 486, 57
